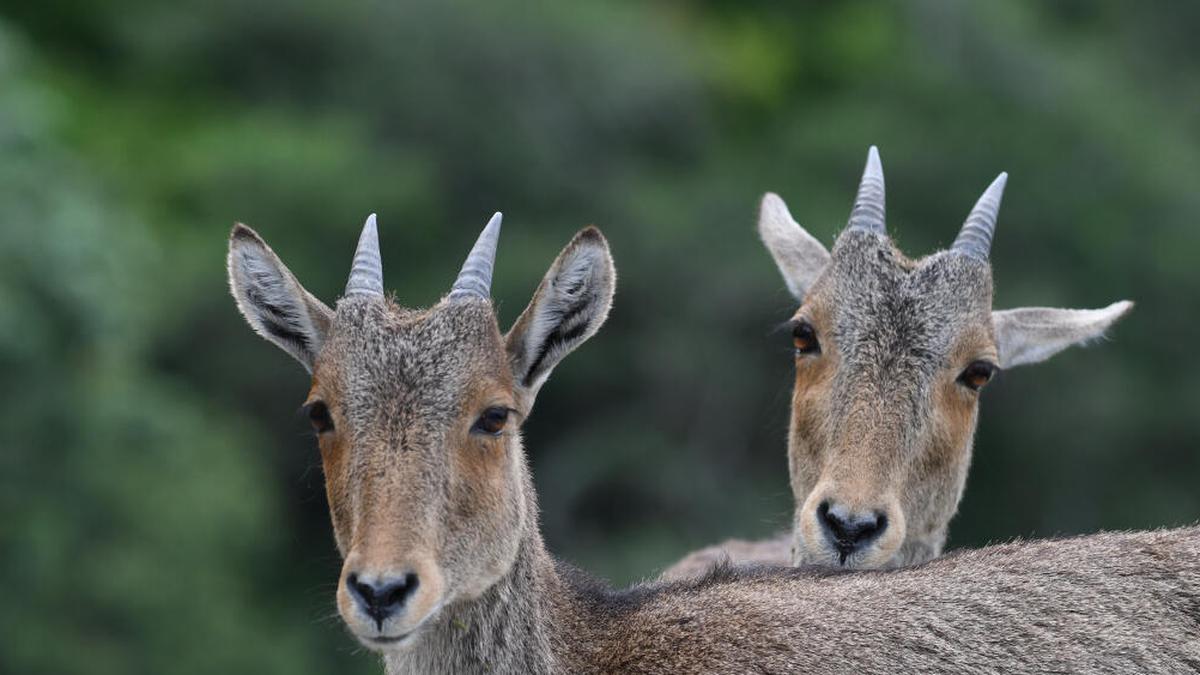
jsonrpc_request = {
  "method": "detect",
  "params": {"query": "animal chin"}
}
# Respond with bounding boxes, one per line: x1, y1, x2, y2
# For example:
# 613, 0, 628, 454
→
362, 631, 414, 650
352, 622, 423, 653
798, 538, 896, 570
349, 600, 444, 653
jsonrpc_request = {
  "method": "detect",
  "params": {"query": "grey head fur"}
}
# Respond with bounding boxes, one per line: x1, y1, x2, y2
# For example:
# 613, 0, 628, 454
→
345, 213, 384, 299
448, 212, 502, 301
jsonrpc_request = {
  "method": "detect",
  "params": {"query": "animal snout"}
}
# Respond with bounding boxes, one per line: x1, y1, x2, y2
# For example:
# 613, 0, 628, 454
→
817, 500, 888, 563
346, 571, 420, 628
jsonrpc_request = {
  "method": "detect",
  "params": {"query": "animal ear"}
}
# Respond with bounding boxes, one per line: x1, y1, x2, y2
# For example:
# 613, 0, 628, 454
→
992, 300, 1133, 369
758, 192, 831, 302
506, 226, 615, 412
227, 224, 334, 372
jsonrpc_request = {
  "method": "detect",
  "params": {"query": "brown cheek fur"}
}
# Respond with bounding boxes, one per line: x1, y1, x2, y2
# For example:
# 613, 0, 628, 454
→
449, 376, 516, 512
787, 306, 837, 500
789, 357, 836, 493
910, 333, 994, 534
308, 377, 354, 553
926, 329, 995, 474
448, 374, 508, 485
923, 379, 976, 477
440, 377, 523, 596
451, 419, 511, 518
317, 434, 353, 551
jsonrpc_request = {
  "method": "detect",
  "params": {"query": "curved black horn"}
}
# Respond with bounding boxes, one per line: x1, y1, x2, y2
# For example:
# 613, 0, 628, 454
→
951, 173, 1007, 261
847, 146, 886, 235
344, 214, 384, 298
448, 212, 502, 301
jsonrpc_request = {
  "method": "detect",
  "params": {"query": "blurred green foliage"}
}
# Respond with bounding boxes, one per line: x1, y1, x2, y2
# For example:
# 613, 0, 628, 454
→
2, 1, 1199, 672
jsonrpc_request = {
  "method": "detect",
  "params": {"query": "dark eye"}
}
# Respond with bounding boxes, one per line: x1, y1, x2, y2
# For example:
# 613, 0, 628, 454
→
958, 361, 998, 391
472, 407, 510, 436
305, 401, 334, 434
793, 321, 820, 356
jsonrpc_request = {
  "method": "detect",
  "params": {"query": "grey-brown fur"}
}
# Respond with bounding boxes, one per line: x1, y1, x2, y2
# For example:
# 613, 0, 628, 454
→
664, 149, 1132, 577
228, 214, 1194, 674
393, 518, 1200, 674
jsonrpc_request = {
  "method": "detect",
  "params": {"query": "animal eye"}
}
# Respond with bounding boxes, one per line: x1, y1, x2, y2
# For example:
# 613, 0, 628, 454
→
958, 361, 998, 391
306, 401, 335, 434
793, 321, 820, 356
472, 407, 510, 436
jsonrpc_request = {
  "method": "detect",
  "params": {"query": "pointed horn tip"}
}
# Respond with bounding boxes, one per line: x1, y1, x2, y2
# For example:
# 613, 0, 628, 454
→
343, 212, 384, 298
865, 145, 882, 174
971, 172, 1008, 211
857, 145, 884, 196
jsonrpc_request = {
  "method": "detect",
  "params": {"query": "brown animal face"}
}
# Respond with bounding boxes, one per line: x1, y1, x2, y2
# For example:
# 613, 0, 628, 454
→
759, 148, 1132, 569
312, 299, 523, 644
228, 215, 614, 651
786, 234, 997, 568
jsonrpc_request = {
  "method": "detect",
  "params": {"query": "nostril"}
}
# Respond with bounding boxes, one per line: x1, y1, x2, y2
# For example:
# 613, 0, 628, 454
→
817, 501, 833, 533
347, 573, 373, 604
817, 501, 831, 518
348, 569, 364, 595
381, 573, 419, 609
868, 512, 888, 538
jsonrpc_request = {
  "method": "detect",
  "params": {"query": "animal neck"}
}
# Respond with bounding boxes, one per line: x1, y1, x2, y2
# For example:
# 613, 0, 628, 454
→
382, 488, 573, 674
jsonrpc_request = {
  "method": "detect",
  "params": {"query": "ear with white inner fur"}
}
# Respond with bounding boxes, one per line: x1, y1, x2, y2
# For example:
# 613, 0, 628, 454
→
227, 224, 334, 372
992, 300, 1133, 369
505, 226, 615, 413
758, 192, 831, 302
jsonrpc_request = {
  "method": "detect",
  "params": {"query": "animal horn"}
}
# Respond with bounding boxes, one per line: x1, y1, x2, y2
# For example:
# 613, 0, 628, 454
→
951, 173, 1007, 261
344, 213, 384, 298
448, 212, 503, 301
847, 145, 886, 235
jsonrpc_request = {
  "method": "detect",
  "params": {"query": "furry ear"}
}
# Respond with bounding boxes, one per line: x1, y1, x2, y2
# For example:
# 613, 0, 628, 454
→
227, 224, 334, 372
992, 300, 1133, 369
758, 192, 831, 302
505, 226, 615, 412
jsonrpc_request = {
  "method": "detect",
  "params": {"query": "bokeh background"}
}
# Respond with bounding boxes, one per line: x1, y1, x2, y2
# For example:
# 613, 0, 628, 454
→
3, 1, 1199, 672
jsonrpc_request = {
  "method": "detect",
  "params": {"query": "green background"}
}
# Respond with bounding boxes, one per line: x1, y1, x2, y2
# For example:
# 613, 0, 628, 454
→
2, 1, 1198, 672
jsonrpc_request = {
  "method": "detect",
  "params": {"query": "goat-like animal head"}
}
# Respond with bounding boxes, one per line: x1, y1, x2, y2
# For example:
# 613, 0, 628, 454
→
759, 148, 1132, 569
227, 214, 614, 651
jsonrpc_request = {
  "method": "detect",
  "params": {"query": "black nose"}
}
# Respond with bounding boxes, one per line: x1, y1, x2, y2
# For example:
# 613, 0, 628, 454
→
346, 572, 420, 628
817, 501, 887, 564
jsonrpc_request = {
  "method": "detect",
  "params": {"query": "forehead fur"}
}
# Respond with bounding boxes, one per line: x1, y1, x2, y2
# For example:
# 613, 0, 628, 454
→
815, 231, 994, 380
317, 297, 509, 425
